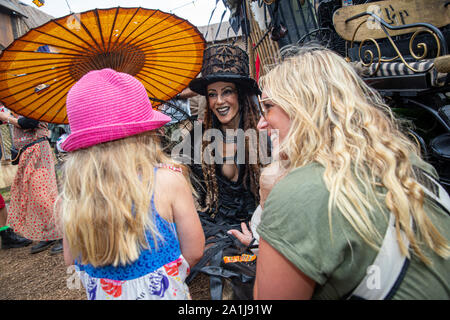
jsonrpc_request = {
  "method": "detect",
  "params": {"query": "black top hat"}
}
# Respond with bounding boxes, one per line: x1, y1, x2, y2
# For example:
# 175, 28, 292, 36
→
189, 44, 261, 96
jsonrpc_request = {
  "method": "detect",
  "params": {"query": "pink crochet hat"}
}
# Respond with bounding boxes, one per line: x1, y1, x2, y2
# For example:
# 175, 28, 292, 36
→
61, 68, 171, 152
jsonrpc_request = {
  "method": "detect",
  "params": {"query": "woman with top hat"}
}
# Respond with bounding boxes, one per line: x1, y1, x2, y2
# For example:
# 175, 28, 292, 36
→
187, 44, 268, 229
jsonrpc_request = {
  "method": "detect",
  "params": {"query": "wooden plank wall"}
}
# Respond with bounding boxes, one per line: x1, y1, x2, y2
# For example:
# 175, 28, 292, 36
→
0, 12, 14, 48
245, 0, 280, 81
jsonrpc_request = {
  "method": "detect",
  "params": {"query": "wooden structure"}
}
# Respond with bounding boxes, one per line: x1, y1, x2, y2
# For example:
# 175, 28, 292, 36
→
333, 0, 450, 42
229, 0, 320, 80
246, 0, 281, 80
0, 0, 53, 50
198, 20, 245, 46
0, 0, 53, 162
333, 0, 449, 88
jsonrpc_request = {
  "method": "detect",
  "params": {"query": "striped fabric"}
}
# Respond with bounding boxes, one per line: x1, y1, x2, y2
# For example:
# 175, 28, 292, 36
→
368, 59, 447, 87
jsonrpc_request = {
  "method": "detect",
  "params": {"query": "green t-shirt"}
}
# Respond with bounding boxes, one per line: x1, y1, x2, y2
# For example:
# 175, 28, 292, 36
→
257, 162, 450, 299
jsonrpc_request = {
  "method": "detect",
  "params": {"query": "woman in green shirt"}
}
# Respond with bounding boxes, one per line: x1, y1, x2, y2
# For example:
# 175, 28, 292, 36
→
254, 44, 449, 299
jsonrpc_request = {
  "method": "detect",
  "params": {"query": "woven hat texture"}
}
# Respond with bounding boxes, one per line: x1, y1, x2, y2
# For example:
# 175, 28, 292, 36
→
61, 68, 171, 152
189, 44, 260, 96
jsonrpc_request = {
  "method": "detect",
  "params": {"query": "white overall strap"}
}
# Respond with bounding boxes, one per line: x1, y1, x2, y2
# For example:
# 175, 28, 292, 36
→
348, 213, 411, 300
421, 171, 450, 214
348, 172, 449, 300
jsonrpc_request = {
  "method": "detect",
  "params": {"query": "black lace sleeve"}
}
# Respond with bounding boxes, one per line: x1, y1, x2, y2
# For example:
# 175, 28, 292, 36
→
18, 117, 39, 129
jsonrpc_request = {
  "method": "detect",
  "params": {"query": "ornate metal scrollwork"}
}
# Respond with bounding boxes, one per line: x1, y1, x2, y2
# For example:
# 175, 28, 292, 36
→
346, 11, 447, 75
409, 29, 440, 61
350, 20, 382, 76
358, 38, 382, 75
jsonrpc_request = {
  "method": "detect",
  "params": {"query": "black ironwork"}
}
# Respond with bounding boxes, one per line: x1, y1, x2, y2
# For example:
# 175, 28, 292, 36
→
345, 12, 448, 55
266, 0, 319, 47
339, 8, 450, 192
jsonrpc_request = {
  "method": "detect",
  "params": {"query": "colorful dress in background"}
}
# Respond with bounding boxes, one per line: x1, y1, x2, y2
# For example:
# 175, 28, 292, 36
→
7, 118, 62, 241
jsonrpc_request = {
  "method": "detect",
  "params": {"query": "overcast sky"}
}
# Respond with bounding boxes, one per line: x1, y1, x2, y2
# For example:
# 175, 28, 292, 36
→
20, 0, 230, 26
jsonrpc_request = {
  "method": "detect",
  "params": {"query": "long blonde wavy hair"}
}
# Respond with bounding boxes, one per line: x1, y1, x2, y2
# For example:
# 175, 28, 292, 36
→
60, 131, 187, 267
259, 44, 449, 264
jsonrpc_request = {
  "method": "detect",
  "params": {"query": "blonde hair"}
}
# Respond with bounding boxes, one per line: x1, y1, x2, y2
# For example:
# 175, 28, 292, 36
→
259, 44, 449, 264
60, 131, 187, 267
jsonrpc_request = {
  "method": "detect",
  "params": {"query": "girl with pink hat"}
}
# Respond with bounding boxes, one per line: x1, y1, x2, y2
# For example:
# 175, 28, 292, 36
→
60, 68, 205, 300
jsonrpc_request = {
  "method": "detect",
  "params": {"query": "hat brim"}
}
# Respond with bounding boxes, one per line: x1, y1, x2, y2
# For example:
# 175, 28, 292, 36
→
61, 110, 171, 152
189, 74, 261, 96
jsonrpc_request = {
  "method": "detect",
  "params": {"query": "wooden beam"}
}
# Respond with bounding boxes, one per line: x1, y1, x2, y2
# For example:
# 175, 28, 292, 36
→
333, 0, 450, 42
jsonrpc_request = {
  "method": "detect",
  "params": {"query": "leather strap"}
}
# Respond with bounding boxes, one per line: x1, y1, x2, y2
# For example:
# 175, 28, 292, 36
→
22, 137, 47, 150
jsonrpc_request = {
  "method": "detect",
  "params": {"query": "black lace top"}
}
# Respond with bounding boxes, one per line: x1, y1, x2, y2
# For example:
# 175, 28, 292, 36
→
190, 161, 256, 225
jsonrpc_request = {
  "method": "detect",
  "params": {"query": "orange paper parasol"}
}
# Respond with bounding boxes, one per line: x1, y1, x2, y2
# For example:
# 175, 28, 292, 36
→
0, 7, 205, 124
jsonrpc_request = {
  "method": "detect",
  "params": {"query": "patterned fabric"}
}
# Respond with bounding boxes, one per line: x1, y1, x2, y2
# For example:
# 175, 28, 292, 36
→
202, 44, 251, 78
368, 59, 446, 87
0, 193, 5, 209
189, 44, 260, 95
75, 167, 191, 300
76, 255, 191, 300
12, 120, 48, 149
7, 121, 61, 241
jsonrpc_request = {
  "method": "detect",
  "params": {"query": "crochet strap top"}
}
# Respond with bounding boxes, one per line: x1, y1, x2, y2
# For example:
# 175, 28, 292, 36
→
76, 167, 181, 280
